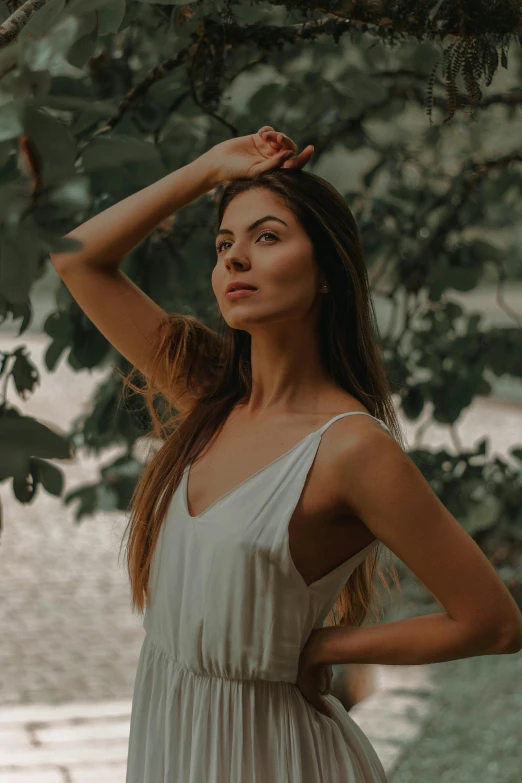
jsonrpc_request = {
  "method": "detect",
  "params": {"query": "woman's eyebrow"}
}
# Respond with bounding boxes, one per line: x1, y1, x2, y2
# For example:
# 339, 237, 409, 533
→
216, 215, 288, 239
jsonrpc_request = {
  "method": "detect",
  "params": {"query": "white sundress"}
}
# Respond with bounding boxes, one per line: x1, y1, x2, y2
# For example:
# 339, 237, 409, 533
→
126, 411, 392, 782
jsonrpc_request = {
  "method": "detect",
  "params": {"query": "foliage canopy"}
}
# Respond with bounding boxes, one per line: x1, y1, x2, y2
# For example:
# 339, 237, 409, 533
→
0, 0, 521, 604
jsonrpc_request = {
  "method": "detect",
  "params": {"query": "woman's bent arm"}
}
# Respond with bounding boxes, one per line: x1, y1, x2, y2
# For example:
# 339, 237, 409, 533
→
314, 422, 522, 666
48, 154, 222, 411
311, 611, 521, 670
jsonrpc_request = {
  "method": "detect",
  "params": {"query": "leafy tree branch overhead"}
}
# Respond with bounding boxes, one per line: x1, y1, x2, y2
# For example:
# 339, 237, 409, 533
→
0, 0, 521, 603
0, 0, 521, 119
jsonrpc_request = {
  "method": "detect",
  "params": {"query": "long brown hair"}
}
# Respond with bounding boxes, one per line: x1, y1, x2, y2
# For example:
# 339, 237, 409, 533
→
118, 167, 405, 627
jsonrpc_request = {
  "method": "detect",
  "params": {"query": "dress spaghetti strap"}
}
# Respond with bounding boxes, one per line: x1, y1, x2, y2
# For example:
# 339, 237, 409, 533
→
317, 411, 392, 437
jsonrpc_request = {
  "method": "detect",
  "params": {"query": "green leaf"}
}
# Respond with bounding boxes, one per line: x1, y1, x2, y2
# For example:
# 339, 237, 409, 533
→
11, 349, 40, 400
35, 230, 83, 254
463, 493, 502, 536
13, 472, 37, 503
0, 40, 19, 73
0, 408, 72, 468
446, 265, 480, 292
134, 0, 193, 4
44, 338, 68, 371
82, 135, 163, 169
21, 14, 80, 72
47, 176, 91, 210
31, 94, 118, 116
8, 302, 33, 335
63, 482, 97, 520
70, 326, 109, 368
95, 482, 119, 510
22, 0, 66, 38
0, 448, 30, 481
0, 101, 23, 143
97, 0, 126, 35
402, 385, 425, 419
43, 309, 75, 345
30, 457, 64, 496
24, 106, 77, 185
428, 0, 446, 22
31, 178, 91, 233
475, 438, 488, 456
66, 24, 98, 70
66, 0, 118, 15
0, 139, 13, 167
0, 229, 41, 305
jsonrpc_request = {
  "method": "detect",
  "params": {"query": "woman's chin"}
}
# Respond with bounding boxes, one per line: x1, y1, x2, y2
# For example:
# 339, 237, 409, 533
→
224, 310, 268, 330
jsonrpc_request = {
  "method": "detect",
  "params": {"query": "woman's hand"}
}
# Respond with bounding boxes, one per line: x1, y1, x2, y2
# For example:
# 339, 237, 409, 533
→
206, 126, 314, 184
296, 628, 334, 718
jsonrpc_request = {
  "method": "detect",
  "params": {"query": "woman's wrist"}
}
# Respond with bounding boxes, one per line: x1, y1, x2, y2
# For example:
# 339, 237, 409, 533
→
198, 146, 225, 190
307, 625, 349, 667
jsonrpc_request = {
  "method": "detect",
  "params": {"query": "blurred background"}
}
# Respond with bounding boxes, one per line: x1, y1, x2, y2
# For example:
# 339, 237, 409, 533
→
1, 1, 521, 781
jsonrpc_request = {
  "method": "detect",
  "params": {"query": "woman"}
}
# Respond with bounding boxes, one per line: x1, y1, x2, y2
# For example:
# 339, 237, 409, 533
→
50, 126, 522, 782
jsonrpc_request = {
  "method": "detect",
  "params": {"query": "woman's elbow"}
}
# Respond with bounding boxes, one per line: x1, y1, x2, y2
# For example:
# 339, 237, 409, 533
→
491, 622, 522, 655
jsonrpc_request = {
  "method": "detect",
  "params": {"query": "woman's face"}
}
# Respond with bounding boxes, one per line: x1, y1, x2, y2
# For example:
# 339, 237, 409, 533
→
212, 188, 324, 331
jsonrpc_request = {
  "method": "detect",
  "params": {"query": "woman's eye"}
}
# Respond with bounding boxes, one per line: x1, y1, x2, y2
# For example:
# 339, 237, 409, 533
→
258, 230, 278, 243
216, 230, 278, 254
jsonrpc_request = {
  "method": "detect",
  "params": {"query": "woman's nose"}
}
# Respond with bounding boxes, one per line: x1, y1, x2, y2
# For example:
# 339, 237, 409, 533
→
226, 256, 249, 269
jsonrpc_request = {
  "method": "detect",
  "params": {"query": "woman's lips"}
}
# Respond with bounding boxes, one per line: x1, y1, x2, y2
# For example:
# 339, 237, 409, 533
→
225, 289, 258, 300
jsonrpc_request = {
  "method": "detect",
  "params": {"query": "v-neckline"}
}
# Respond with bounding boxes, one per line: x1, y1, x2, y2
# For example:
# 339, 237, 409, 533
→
183, 430, 320, 521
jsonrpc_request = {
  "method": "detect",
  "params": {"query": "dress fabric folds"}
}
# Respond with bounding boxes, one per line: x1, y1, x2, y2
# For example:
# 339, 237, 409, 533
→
126, 411, 391, 782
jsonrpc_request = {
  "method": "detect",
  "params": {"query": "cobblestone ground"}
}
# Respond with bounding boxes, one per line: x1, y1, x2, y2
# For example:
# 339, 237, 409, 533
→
1, 331, 521, 709
0, 333, 144, 708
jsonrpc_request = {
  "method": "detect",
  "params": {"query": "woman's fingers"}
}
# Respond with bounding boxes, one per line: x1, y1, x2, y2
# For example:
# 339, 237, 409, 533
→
258, 130, 281, 153
306, 692, 333, 718
276, 132, 298, 152
257, 127, 276, 149
281, 144, 314, 168
256, 127, 314, 168
261, 130, 298, 152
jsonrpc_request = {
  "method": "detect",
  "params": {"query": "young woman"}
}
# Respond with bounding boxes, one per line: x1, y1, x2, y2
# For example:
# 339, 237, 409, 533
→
51, 126, 522, 782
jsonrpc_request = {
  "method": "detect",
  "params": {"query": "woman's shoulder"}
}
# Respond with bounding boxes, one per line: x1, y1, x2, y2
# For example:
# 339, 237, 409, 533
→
319, 395, 394, 460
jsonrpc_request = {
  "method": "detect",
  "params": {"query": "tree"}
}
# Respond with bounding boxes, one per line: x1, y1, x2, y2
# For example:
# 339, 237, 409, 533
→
0, 0, 521, 602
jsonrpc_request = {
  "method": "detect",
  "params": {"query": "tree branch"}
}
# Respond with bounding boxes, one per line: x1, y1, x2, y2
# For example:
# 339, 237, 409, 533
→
405, 151, 522, 294
78, 6, 522, 138
0, 0, 47, 48
2, 0, 522, 54
92, 18, 350, 135
269, 0, 522, 39
92, 49, 192, 136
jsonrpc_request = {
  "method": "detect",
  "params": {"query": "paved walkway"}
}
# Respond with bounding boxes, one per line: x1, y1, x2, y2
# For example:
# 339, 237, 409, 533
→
0, 665, 434, 782
1, 325, 521, 780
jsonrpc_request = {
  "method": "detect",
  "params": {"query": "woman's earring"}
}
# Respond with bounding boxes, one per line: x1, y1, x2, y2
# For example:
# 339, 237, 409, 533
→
321, 285, 328, 292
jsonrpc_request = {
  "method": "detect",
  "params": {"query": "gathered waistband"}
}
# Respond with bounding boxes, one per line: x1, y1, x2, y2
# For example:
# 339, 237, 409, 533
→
145, 633, 296, 687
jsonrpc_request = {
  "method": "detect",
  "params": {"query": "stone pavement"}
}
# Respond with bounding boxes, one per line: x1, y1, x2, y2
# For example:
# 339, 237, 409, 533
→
0, 665, 434, 782
1, 326, 521, 781
0, 698, 131, 783
0, 335, 143, 710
